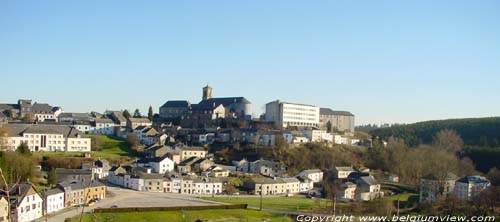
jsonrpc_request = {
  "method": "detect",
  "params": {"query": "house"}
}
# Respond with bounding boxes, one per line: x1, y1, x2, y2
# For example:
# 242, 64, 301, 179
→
178, 157, 201, 174
1, 124, 91, 152
249, 159, 286, 177
159, 100, 190, 119
31, 103, 62, 123
0, 183, 43, 222
179, 147, 207, 161
419, 173, 458, 203
338, 182, 357, 201
296, 176, 314, 193
127, 118, 152, 129
107, 111, 127, 127
134, 156, 175, 174
82, 159, 111, 179
141, 173, 165, 192
134, 126, 159, 145
319, 108, 355, 133
454, 175, 491, 200
297, 169, 323, 183
332, 166, 355, 179
201, 165, 230, 178
302, 130, 333, 143
355, 176, 383, 201
57, 112, 93, 123
243, 177, 300, 196
55, 168, 93, 183
58, 181, 106, 207
89, 118, 115, 135
144, 144, 172, 158
0, 196, 7, 222
43, 188, 65, 214
107, 165, 132, 187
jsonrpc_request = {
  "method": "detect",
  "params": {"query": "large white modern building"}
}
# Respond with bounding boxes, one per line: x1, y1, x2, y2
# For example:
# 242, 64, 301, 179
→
1, 124, 91, 152
265, 100, 320, 129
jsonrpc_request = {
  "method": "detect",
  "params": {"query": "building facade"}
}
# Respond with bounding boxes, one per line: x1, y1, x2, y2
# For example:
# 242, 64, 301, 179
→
265, 100, 319, 129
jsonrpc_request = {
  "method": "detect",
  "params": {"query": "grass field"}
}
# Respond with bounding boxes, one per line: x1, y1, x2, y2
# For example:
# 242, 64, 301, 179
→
68, 209, 293, 222
201, 196, 342, 212
33, 135, 133, 158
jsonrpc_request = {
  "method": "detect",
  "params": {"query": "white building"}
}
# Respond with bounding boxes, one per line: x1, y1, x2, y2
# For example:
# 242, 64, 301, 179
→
332, 166, 355, 179
82, 159, 111, 179
8, 184, 43, 222
1, 124, 91, 152
265, 100, 320, 129
44, 188, 65, 214
135, 156, 175, 174
302, 130, 333, 143
298, 169, 324, 183
454, 176, 491, 200
89, 118, 116, 135
0, 196, 8, 222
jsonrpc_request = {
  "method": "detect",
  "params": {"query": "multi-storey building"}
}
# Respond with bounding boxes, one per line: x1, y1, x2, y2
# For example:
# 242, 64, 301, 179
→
1, 124, 91, 152
454, 175, 491, 200
265, 100, 319, 129
319, 108, 355, 133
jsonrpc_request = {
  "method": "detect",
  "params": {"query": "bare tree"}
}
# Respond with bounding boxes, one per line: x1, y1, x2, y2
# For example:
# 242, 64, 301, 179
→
433, 129, 464, 153
0, 167, 21, 222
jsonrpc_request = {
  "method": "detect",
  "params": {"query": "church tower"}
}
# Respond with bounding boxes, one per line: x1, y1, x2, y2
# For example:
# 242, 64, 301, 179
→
202, 84, 213, 101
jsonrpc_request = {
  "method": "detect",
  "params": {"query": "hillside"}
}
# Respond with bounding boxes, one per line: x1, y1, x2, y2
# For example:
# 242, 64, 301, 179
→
370, 117, 500, 147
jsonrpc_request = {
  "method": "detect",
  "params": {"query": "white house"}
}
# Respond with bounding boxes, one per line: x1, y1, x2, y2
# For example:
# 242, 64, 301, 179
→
8, 183, 43, 222
297, 176, 314, 193
298, 169, 324, 183
44, 188, 65, 214
135, 156, 175, 174
89, 118, 116, 135
454, 175, 491, 200
302, 130, 333, 143
332, 166, 355, 179
82, 159, 111, 179
0, 196, 8, 222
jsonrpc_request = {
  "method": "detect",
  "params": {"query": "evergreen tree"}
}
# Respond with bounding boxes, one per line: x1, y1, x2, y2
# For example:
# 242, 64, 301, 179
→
133, 109, 142, 118
47, 168, 57, 185
16, 142, 31, 156
147, 105, 154, 121
122, 109, 131, 119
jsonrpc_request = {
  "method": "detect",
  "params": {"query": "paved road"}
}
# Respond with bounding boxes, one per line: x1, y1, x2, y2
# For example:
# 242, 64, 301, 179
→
36, 187, 218, 222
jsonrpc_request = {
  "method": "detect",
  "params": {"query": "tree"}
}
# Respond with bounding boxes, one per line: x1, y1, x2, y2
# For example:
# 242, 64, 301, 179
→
47, 167, 57, 185
433, 129, 464, 153
91, 136, 104, 151
458, 157, 477, 176
133, 109, 142, 118
0, 167, 20, 222
147, 106, 154, 121
22, 113, 35, 123
126, 134, 140, 152
122, 109, 131, 120
326, 121, 332, 133
16, 142, 31, 156
0, 125, 7, 151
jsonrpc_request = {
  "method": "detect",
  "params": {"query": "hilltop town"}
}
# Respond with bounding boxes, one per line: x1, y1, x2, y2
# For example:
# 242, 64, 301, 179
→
0, 85, 498, 222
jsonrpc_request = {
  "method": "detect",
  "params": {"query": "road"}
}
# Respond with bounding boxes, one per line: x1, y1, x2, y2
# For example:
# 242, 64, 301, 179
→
36, 187, 218, 222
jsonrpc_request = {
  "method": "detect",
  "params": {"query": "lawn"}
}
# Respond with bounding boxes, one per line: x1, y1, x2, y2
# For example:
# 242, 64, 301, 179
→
67, 209, 293, 222
33, 135, 134, 159
201, 196, 342, 212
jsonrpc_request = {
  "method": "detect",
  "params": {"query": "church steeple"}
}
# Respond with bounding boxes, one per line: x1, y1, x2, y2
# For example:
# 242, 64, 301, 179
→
202, 84, 213, 101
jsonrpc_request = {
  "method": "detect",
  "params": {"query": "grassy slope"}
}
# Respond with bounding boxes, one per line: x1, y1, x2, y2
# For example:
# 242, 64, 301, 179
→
33, 135, 133, 158
69, 209, 292, 222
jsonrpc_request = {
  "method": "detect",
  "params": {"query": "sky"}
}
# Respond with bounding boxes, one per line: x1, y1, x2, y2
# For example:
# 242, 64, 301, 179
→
1, 0, 499, 125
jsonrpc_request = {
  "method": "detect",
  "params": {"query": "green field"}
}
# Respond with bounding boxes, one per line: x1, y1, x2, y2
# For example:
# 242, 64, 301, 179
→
201, 196, 341, 212
67, 209, 293, 222
33, 135, 133, 158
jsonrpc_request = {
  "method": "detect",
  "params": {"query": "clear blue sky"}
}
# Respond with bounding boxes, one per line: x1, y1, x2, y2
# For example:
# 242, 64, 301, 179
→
1, 0, 499, 125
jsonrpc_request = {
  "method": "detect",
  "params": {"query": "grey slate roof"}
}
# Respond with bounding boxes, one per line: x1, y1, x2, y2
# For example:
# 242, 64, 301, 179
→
128, 118, 151, 123
5, 124, 86, 138
457, 175, 490, 184
357, 176, 379, 186
199, 97, 251, 106
320, 108, 354, 116
31, 103, 54, 114
44, 187, 64, 196
161, 100, 190, 108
